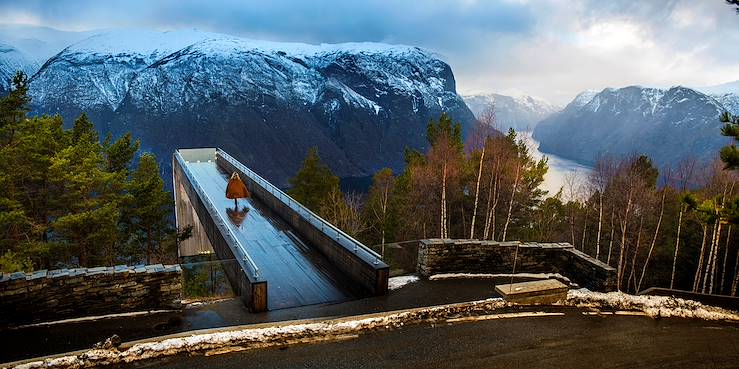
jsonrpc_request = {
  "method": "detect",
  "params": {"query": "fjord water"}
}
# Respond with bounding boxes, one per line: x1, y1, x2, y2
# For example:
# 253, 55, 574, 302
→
520, 131, 592, 197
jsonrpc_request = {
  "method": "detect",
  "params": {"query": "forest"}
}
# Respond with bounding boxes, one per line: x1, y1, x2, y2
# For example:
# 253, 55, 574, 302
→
0, 72, 189, 272
291, 106, 739, 297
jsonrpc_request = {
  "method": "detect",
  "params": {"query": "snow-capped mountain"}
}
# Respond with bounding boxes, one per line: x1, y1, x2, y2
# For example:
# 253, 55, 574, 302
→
533, 86, 736, 167
463, 93, 559, 131
0, 43, 38, 95
24, 29, 476, 185
710, 93, 739, 116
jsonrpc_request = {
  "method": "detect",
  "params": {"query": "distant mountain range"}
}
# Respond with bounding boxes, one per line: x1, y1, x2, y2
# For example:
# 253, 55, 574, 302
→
0, 27, 476, 186
533, 85, 739, 168
4, 25, 739, 181
462, 93, 559, 131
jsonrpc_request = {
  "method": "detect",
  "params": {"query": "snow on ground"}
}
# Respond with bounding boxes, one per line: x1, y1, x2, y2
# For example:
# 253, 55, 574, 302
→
388, 275, 419, 290
10, 288, 739, 368
11, 299, 506, 369
564, 289, 739, 321
429, 272, 573, 285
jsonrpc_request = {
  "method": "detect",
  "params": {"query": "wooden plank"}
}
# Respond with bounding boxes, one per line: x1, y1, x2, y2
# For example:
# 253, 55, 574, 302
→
495, 279, 569, 304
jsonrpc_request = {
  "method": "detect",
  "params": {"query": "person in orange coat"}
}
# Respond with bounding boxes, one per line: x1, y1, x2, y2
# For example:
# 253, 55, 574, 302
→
226, 172, 250, 208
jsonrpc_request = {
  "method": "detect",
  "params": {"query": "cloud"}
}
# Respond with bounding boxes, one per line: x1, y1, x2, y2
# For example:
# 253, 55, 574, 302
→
0, 0, 737, 105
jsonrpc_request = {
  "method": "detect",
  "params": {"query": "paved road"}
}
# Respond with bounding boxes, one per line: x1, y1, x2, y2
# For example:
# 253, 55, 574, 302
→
0, 278, 502, 363
126, 313, 739, 369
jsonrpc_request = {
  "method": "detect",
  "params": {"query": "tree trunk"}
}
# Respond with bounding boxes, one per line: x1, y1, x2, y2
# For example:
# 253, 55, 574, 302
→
638, 191, 666, 293
732, 246, 739, 296
721, 225, 732, 294
580, 218, 588, 252
701, 220, 719, 294
607, 208, 615, 266
491, 174, 500, 240
569, 207, 576, 246
482, 161, 496, 240
596, 192, 603, 260
670, 205, 684, 289
708, 222, 723, 294
470, 146, 485, 239
502, 164, 520, 242
440, 162, 447, 238
147, 228, 153, 264
693, 224, 708, 292
617, 194, 633, 291
629, 215, 644, 293
79, 243, 88, 267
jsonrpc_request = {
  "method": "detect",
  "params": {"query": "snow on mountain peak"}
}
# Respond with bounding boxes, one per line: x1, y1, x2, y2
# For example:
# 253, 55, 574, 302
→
64, 29, 224, 61
0, 43, 38, 93
28, 29, 456, 117
462, 92, 559, 131
570, 89, 599, 108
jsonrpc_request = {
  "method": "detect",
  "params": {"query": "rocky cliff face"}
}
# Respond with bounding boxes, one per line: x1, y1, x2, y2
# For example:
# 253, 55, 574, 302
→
532, 86, 737, 167
463, 93, 559, 131
22, 29, 475, 186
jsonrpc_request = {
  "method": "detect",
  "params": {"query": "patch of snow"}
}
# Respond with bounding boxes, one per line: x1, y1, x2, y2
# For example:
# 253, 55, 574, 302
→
388, 275, 419, 290
430, 272, 571, 284
13, 298, 508, 368
570, 89, 598, 108
712, 93, 739, 115
564, 289, 739, 321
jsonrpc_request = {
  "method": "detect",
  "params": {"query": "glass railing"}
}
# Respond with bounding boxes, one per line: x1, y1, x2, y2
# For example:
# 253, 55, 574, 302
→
175, 152, 262, 280
217, 149, 384, 266
180, 256, 237, 300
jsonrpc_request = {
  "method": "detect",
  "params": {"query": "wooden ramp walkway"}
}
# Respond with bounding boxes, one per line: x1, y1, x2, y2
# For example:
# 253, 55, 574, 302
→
186, 161, 359, 310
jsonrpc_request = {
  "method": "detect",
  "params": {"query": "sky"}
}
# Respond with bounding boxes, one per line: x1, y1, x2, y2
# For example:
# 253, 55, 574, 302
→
0, 0, 737, 105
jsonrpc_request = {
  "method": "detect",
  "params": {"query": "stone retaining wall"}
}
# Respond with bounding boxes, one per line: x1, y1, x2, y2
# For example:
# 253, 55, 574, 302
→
416, 239, 616, 291
0, 264, 182, 326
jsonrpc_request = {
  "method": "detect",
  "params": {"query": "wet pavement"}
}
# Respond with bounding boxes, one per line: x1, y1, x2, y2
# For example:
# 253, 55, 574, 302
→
0, 278, 502, 363
125, 313, 739, 369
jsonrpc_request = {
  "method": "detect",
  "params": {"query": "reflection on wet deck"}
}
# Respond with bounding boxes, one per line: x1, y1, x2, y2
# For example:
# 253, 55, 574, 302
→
185, 161, 358, 310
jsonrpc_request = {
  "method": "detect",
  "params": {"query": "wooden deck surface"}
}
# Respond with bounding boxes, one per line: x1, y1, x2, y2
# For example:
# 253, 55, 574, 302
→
186, 162, 357, 310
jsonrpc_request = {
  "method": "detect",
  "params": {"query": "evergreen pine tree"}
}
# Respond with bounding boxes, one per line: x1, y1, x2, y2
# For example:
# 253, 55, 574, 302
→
427, 112, 463, 154
104, 132, 141, 174
126, 153, 188, 264
288, 147, 340, 212
720, 112, 739, 170
0, 71, 30, 146
48, 114, 120, 266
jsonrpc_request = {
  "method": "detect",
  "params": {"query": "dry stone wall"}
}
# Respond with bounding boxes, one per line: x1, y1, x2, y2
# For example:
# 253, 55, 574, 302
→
416, 239, 616, 291
0, 264, 182, 326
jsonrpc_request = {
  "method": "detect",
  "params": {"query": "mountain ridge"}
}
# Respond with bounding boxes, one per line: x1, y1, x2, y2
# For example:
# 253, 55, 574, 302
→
462, 92, 559, 131
533, 85, 737, 168
18, 29, 476, 186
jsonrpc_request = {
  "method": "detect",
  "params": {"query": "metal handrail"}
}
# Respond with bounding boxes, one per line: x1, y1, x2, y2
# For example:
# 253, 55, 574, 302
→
175, 152, 261, 279
216, 149, 383, 265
